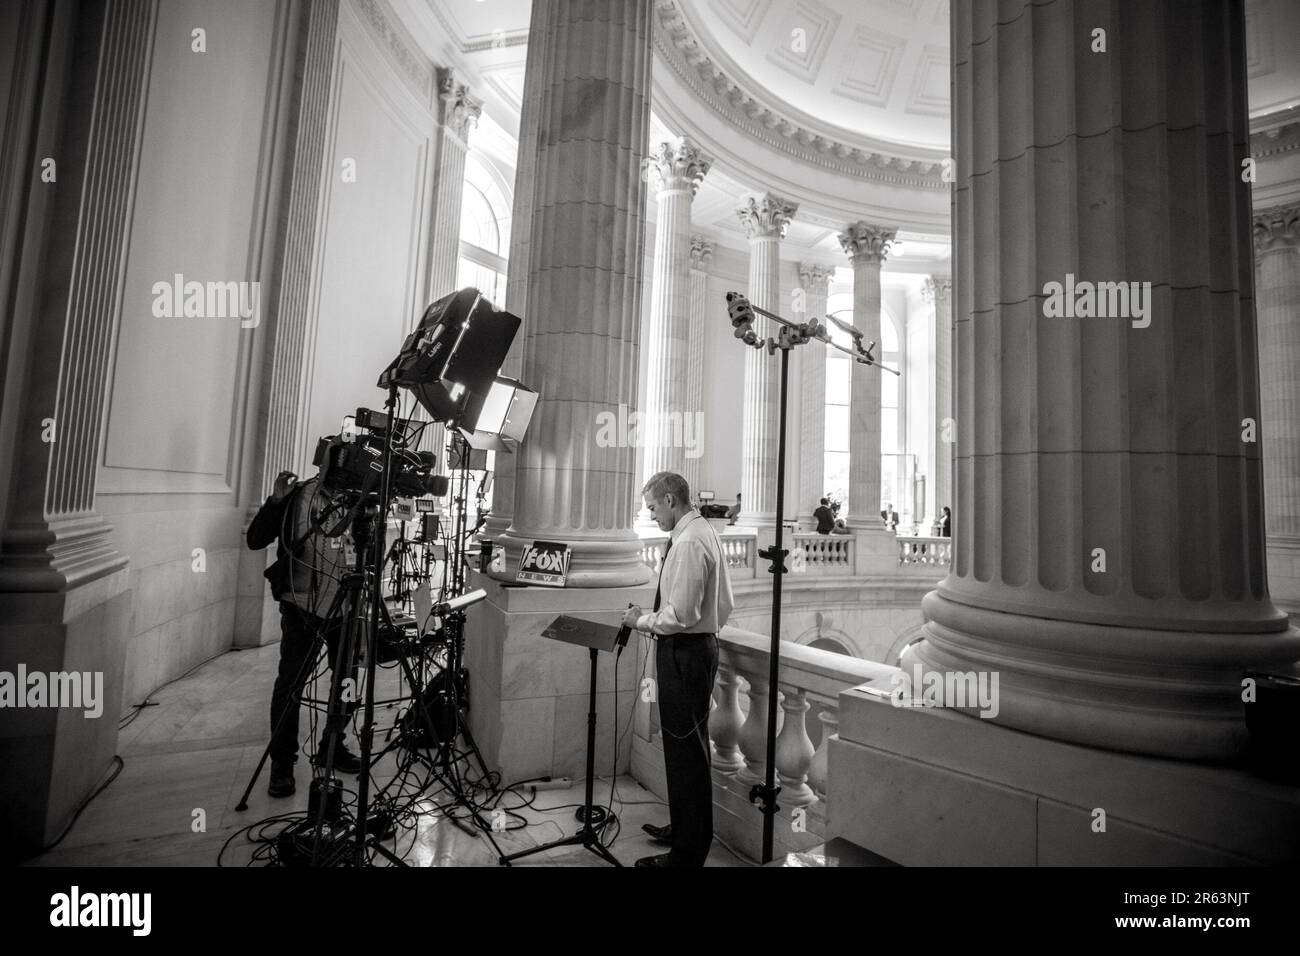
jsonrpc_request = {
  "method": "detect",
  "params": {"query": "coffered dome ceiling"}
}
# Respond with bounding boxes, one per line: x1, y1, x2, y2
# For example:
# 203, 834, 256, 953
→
392, 0, 1298, 263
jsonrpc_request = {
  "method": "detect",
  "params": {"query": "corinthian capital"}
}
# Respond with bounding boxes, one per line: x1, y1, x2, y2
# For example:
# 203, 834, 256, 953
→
736, 193, 798, 240
921, 275, 952, 305
797, 262, 835, 294
690, 235, 714, 269
649, 138, 712, 196
839, 221, 896, 263
437, 67, 482, 141
1254, 203, 1300, 255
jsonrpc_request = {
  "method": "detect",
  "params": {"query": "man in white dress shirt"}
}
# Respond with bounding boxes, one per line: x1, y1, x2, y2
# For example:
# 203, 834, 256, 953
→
623, 471, 734, 867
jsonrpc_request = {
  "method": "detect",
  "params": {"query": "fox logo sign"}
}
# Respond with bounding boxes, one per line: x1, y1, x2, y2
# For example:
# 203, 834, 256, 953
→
516, 541, 572, 588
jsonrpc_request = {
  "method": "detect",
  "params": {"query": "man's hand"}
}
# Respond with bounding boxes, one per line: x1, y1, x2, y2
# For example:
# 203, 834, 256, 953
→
622, 605, 643, 630
272, 470, 298, 502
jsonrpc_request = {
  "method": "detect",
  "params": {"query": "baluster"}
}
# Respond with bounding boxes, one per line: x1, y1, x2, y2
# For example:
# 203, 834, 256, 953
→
775, 686, 817, 807
806, 706, 838, 800
736, 674, 779, 785
709, 663, 745, 772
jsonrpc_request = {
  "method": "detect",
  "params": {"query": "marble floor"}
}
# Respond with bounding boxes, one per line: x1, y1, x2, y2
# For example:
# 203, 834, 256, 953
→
22, 643, 751, 867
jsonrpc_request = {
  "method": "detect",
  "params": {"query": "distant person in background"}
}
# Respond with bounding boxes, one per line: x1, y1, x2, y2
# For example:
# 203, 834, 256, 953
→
881, 503, 899, 532
831, 518, 851, 535
940, 506, 951, 537
725, 493, 741, 524
813, 497, 835, 534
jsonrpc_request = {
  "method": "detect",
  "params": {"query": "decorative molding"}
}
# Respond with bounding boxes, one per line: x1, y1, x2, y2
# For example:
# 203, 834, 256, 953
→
652, 0, 948, 188
1250, 121, 1300, 160
839, 221, 897, 262
353, 0, 434, 101
437, 66, 482, 141
920, 274, 951, 303
690, 235, 715, 268
765, 0, 841, 85
832, 24, 907, 107
737, 192, 798, 239
650, 138, 712, 195
1254, 203, 1300, 254
462, 29, 529, 53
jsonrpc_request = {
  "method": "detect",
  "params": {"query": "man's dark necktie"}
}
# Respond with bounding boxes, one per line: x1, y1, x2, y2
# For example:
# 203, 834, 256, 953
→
653, 537, 672, 612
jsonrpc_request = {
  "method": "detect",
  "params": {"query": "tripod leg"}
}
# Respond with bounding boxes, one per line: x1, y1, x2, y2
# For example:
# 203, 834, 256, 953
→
234, 605, 332, 811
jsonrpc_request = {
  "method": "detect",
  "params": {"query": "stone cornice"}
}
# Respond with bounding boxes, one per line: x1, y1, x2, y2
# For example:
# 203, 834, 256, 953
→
652, 0, 948, 189
355, 0, 434, 101
737, 193, 798, 240
1250, 118, 1300, 160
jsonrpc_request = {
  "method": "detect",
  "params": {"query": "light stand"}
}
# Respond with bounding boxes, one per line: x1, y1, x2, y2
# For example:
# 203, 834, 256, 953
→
724, 291, 897, 864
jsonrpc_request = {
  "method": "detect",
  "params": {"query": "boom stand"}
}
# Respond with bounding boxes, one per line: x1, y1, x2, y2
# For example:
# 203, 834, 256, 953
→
724, 292, 897, 863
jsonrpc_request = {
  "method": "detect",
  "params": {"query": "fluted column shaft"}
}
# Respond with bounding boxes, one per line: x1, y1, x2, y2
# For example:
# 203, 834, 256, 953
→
640, 140, 710, 515
737, 193, 798, 530
840, 223, 894, 520
1254, 204, 1300, 611
484, 1, 552, 541
0, 0, 159, 590
909, 0, 1300, 760
495, 0, 654, 586
930, 276, 953, 525
683, 236, 713, 492
798, 264, 834, 521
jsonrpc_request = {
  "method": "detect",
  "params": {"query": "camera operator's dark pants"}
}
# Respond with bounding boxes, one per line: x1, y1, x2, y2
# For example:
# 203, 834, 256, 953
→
270, 602, 346, 765
656, 633, 719, 866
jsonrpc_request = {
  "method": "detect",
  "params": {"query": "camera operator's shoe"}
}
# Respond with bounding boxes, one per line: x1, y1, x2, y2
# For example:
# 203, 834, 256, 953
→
316, 740, 362, 774
268, 760, 296, 798
641, 822, 672, 845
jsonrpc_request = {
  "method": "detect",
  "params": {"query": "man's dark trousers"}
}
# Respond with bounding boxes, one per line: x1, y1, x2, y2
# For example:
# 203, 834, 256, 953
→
270, 602, 346, 765
656, 632, 720, 866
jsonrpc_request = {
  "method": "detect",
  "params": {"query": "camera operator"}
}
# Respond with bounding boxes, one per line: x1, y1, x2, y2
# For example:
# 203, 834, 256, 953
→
247, 468, 362, 798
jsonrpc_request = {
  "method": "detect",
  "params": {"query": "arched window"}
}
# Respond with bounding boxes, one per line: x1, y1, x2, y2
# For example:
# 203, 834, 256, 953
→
456, 154, 511, 304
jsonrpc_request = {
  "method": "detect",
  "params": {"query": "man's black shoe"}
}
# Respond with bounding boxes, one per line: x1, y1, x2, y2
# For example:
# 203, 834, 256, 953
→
641, 822, 672, 845
634, 853, 680, 867
316, 741, 362, 774
268, 761, 296, 798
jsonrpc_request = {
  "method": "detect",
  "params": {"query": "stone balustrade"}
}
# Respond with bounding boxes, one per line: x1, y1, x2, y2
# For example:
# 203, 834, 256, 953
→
897, 535, 952, 568
631, 623, 896, 863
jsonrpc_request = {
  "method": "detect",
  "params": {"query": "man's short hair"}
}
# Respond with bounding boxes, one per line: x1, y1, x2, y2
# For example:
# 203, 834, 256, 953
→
643, 471, 691, 504
820, 497, 828, 505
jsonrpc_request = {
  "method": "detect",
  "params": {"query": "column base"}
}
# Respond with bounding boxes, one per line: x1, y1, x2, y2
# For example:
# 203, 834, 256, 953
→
907, 589, 1300, 760
0, 564, 132, 861
461, 570, 654, 784
829, 677, 1300, 865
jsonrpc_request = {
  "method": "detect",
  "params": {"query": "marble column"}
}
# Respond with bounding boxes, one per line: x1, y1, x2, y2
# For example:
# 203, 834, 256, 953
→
418, 68, 481, 470
684, 235, 714, 492
839, 222, 894, 522
638, 139, 710, 523
736, 193, 798, 533
483, 2, 551, 542
797, 263, 835, 523
493, 0, 653, 587
924, 276, 953, 531
1254, 204, 1300, 613
906, 0, 1300, 759
0, 0, 147, 853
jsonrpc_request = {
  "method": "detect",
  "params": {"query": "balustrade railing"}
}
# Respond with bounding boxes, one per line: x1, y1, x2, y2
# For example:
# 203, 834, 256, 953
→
897, 535, 952, 568
633, 624, 895, 863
